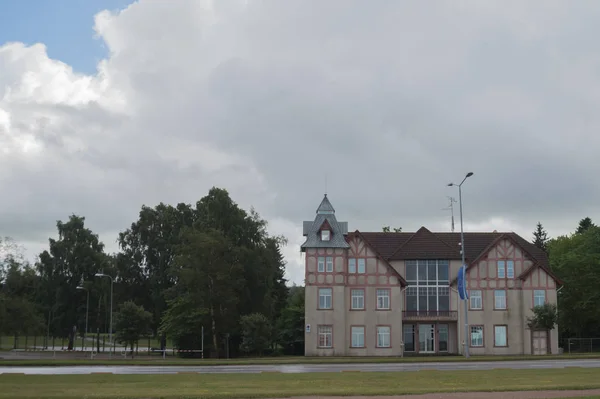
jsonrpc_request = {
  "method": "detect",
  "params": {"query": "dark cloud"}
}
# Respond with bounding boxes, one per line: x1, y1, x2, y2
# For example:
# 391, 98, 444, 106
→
1, 1, 600, 284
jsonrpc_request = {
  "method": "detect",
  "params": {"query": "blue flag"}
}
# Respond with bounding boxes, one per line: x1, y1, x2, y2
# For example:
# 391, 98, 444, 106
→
457, 265, 469, 300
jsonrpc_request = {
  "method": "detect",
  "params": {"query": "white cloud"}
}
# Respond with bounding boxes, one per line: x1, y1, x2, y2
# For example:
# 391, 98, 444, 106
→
2, 0, 600, 284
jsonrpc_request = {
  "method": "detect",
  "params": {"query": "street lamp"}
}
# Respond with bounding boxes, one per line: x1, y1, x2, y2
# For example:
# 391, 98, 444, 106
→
76, 284, 89, 349
448, 171, 474, 358
95, 273, 114, 349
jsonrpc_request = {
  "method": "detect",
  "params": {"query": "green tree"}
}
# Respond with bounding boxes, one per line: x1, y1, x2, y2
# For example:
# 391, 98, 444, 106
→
240, 313, 272, 356
576, 217, 596, 234
164, 227, 245, 358
276, 285, 305, 355
527, 303, 558, 331
190, 188, 287, 356
548, 225, 600, 338
118, 203, 197, 349
532, 222, 549, 253
36, 215, 108, 348
114, 301, 152, 357
382, 226, 402, 232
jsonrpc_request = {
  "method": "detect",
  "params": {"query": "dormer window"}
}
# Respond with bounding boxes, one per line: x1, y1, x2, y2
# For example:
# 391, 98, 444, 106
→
321, 230, 330, 241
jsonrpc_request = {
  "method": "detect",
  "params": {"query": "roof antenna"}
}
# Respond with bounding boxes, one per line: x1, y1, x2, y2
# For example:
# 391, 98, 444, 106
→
442, 196, 457, 233
325, 173, 328, 196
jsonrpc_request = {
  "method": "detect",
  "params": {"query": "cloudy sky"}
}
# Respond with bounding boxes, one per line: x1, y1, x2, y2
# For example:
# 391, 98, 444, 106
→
1, 0, 599, 285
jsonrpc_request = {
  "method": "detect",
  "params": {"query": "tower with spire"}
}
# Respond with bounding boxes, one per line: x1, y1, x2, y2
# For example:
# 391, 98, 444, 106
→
301, 194, 350, 251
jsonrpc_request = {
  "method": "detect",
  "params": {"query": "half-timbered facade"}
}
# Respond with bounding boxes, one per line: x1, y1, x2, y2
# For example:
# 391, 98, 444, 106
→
301, 195, 561, 357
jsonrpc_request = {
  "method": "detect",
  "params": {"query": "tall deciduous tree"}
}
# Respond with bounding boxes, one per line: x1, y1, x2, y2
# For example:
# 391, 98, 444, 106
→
164, 227, 245, 357
533, 222, 549, 253
118, 202, 197, 349
548, 225, 600, 338
382, 226, 402, 232
36, 215, 108, 347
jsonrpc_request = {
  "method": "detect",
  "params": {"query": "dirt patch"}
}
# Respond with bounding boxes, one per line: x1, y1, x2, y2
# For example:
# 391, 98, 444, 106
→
282, 390, 600, 399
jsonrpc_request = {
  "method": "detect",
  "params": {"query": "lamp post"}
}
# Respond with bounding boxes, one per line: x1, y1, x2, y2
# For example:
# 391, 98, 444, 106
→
76, 284, 89, 349
448, 171, 474, 358
95, 273, 114, 349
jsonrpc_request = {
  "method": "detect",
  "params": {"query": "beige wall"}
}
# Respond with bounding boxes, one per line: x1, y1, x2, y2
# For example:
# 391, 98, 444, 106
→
304, 237, 560, 356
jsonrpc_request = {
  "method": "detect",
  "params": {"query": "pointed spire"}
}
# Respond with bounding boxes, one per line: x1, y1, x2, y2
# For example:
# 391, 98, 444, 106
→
316, 194, 335, 214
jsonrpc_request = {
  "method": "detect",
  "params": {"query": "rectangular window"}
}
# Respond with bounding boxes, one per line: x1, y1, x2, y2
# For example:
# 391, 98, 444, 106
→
534, 290, 546, 307
318, 288, 332, 309
403, 325, 415, 351
406, 286, 418, 311
506, 260, 514, 279
494, 290, 507, 310
321, 230, 330, 241
318, 257, 325, 273
494, 325, 507, 347
351, 326, 365, 348
497, 260, 505, 278
406, 260, 417, 282
357, 258, 366, 274
348, 258, 356, 273
469, 290, 482, 310
438, 286, 450, 311
318, 325, 332, 348
351, 289, 365, 310
376, 326, 391, 348
427, 286, 438, 312
470, 325, 484, 347
418, 287, 428, 312
376, 289, 390, 310
438, 324, 449, 352
326, 256, 333, 272
437, 260, 449, 282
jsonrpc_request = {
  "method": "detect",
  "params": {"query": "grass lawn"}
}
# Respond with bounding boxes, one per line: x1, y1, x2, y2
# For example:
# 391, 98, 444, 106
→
1, 353, 600, 367
1, 368, 600, 399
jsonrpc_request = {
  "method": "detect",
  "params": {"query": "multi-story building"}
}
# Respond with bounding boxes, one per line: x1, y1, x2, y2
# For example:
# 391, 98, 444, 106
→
301, 194, 561, 356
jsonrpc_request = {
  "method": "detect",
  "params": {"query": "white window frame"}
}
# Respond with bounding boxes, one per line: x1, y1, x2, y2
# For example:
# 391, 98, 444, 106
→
494, 290, 507, 310
470, 325, 484, 347
357, 258, 366, 274
321, 230, 330, 241
348, 258, 356, 273
351, 289, 365, 310
494, 325, 507, 347
376, 289, 390, 310
325, 256, 333, 272
534, 290, 546, 307
469, 290, 482, 310
318, 288, 332, 309
404, 260, 451, 313
376, 326, 391, 348
497, 260, 506, 278
317, 257, 325, 273
317, 325, 332, 348
506, 260, 514, 278
351, 326, 365, 348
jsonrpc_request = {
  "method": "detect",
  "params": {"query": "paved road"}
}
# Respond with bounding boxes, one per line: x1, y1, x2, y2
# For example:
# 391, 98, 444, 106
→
1, 359, 600, 375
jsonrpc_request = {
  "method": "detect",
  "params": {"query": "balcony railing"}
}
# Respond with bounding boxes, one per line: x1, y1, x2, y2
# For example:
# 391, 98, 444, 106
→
402, 310, 458, 320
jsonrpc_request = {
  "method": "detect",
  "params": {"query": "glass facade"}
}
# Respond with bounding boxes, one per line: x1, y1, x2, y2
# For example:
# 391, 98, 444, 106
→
405, 260, 450, 313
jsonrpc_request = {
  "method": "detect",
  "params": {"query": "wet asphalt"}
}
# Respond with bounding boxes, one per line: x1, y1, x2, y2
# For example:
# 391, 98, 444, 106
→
1, 359, 600, 375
